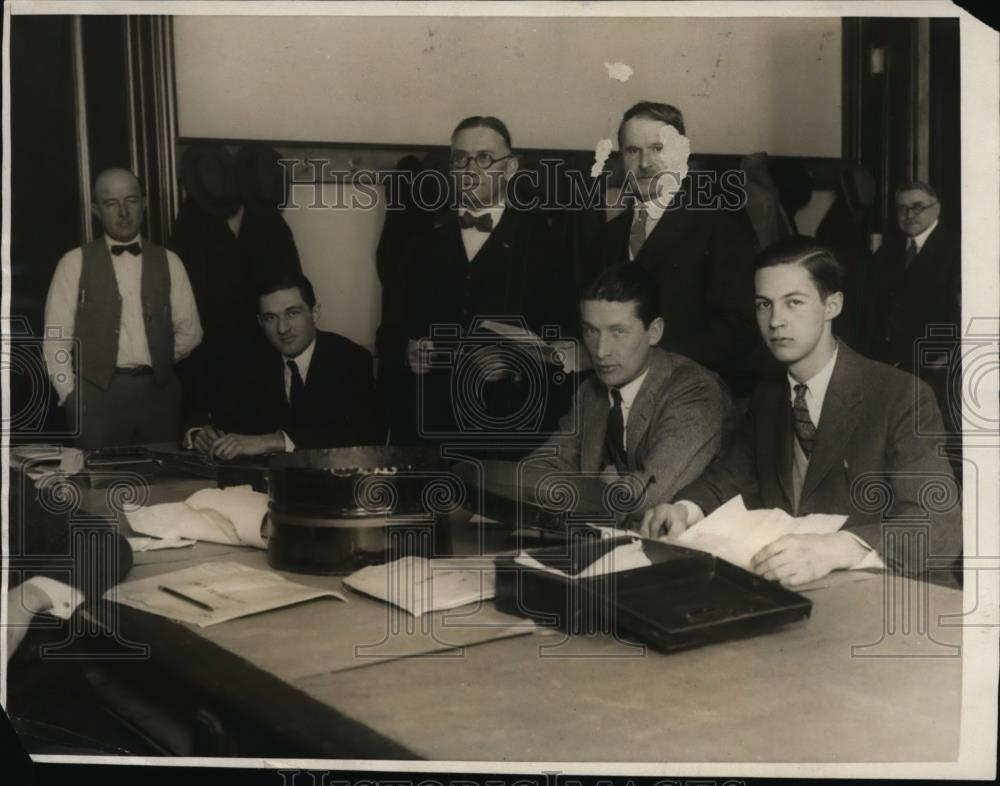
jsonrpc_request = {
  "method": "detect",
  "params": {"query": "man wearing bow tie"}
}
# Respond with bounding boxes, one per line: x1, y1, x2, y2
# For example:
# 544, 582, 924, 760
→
43, 168, 202, 448
393, 116, 578, 444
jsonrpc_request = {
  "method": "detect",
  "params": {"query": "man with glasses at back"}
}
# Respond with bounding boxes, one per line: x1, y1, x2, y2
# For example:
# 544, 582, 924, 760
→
868, 182, 961, 443
390, 115, 578, 445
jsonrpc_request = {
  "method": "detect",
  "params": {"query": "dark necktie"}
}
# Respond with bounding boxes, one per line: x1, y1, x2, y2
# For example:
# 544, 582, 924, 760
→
604, 387, 627, 471
628, 204, 647, 259
904, 239, 917, 270
287, 359, 305, 409
110, 242, 142, 256
791, 383, 817, 458
457, 211, 493, 232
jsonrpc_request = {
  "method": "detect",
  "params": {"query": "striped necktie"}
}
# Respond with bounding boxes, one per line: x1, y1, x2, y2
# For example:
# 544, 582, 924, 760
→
791, 383, 817, 457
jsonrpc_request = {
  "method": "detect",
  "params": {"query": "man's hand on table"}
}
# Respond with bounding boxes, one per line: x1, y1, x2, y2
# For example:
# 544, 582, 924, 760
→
208, 432, 286, 460
639, 502, 695, 539
191, 425, 225, 454
750, 532, 870, 588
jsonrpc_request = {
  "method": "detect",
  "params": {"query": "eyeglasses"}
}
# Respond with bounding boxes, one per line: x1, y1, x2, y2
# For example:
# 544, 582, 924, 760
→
258, 306, 309, 326
896, 201, 938, 217
450, 151, 515, 169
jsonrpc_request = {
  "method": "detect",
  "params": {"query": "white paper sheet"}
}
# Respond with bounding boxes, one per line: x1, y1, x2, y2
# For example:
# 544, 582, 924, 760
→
344, 557, 496, 618
106, 561, 345, 627
513, 537, 652, 579
673, 496, 847, 570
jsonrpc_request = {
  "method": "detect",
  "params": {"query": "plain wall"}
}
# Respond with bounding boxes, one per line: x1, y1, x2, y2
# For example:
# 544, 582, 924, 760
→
281, 184, 385, 352
175, 16, 841, 155
173, 15, 843, 351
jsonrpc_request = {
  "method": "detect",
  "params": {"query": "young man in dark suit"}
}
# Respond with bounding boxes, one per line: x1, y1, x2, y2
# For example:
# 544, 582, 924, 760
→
604, 102, 763, 397
189, 273, 382, 457
640, 238, 962, 588
527, 264, 728, 514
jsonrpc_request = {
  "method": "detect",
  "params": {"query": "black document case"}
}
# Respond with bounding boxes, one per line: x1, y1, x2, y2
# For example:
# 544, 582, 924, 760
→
495, 535, 812, 652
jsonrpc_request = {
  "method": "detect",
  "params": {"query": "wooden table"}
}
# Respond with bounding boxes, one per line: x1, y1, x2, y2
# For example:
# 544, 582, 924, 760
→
75, 472, 964, 762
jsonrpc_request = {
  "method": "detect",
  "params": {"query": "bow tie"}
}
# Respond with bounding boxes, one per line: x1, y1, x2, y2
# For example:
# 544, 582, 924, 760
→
110, 242, 142, 256
457, 211, 494, 233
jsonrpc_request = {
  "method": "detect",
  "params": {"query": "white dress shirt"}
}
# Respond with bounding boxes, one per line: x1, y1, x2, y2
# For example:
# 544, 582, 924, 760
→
43, 234, 203, 404
786, 345, 839, 426
21, 576, 82, 620
283, 335, 317, 401
607, 368, 649, 451
910, 218, 938, 253
276, 335, 318, 452
460, 204, 505, 261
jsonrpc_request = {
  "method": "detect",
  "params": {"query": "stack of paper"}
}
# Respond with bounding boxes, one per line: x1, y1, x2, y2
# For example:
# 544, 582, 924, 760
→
673, 496, 847, 570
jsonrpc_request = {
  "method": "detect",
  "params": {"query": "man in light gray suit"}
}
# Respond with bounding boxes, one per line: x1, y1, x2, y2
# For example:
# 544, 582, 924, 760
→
526, 264, 729, 521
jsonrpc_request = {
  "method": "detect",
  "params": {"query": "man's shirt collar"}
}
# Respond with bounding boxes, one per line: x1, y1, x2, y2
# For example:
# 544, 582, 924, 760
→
609, 367, 650, 411
910, 219, 938, 253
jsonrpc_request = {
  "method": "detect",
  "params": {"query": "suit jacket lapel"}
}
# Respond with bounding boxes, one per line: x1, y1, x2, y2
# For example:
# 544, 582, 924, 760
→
633, 188, 694, 269
581, 382, 607, 472
625, 350, 670, 470
801, 347, 863, 504
761, 382, 795, 507
434, 210, 470, 264
776, 390, 795, 506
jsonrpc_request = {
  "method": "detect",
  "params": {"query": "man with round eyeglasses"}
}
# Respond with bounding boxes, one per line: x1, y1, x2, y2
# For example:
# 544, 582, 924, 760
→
387, 115, 579, 446
868, 181, 961, 453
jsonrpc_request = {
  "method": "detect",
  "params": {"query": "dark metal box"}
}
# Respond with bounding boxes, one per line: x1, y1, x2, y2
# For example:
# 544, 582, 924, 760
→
495, 534, 812, 652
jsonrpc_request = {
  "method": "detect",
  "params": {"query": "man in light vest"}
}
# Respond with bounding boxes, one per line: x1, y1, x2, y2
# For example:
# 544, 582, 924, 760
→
43, 168, 202, 448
